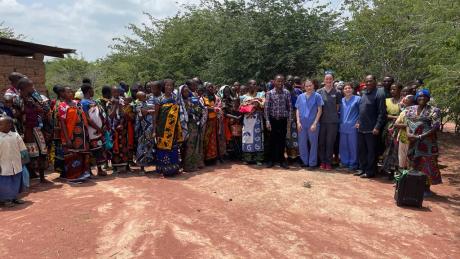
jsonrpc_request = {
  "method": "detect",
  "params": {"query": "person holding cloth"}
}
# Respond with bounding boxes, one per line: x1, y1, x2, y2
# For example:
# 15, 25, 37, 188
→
295, 80, 323, 168
265, 74, 292, 169
355, 75, 386, 178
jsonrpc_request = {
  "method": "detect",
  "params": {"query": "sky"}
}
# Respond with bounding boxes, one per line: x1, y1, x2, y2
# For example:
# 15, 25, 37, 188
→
0, 0, 341, 61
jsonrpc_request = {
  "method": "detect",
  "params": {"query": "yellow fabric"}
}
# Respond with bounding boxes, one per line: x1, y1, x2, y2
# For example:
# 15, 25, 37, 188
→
386, 98, 400, 115
157, 103, 183, 150
203, 97, 217, 119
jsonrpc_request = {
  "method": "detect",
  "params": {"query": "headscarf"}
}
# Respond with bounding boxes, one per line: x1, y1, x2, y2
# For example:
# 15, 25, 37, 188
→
177, 85, 189, 141
415, 89, 430, 101
74, 89, 84, 100
217, 85, 231, 99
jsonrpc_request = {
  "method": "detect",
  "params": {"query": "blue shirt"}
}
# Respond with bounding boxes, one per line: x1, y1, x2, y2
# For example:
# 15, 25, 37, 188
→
80, 98, 94, 113
339, 95, 361, 133
289, 88, 303, 109
295, 92, 324, 126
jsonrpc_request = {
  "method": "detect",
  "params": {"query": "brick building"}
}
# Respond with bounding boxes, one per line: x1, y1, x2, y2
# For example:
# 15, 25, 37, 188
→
0, 37, 74, 96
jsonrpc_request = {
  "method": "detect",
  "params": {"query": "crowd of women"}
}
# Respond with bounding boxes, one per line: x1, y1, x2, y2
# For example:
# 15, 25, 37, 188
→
0, 72, 443, 207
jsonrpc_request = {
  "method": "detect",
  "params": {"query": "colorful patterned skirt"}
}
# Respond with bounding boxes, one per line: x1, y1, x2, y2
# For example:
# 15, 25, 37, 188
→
204, 117, 218, 161
183, 122, 205, 172
156, 145, 180, 176
286, 111, 299, 159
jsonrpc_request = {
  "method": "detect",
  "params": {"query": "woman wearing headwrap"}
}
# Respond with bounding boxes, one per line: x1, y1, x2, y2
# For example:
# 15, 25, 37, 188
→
201, 82, 222, 163
405, 89, 442, 197
155, 79, 183, 176
240, 80, 265, 165
218, 85, 242, 160
178, 84, 207, 172
382, 83, 403, 178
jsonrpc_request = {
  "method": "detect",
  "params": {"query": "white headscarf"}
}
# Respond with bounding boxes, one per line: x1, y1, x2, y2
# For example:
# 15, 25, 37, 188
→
176, 85, 189, 141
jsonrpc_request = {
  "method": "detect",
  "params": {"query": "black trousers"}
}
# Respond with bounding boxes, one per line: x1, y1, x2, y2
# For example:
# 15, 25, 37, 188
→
358, 132, 378, 176
269, 117, 287, 163
318, 123, 338, 165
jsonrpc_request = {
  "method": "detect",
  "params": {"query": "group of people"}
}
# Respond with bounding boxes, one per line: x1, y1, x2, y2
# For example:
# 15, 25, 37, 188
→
0, 71, 443, 207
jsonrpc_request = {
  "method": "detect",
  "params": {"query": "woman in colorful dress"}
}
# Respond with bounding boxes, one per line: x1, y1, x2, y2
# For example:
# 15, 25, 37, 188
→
109, 87, 133, 174
285, 76, 302, 164
406, 89, 442, 197
155, 79, 183, 176
382, 83, 403, 178
218, 85, 242, 160
240, 80, 265, 165
80, 84, 108, 176
178, 84, 207, 172
51, 85, 66, 177
16, 78, 50, 183
135, 91, 157, 173
202, 82, 222, 164
58, 87, 91, 182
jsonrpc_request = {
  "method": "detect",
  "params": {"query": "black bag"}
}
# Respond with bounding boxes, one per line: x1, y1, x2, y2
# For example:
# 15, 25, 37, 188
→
394, 170, 427, 208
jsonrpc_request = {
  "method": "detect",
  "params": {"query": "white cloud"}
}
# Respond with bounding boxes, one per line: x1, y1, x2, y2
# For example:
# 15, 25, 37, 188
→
0, 0, 200, 60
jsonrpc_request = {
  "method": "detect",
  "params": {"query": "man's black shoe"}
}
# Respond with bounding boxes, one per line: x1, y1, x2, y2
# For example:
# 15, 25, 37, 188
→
281, 162, 289, 169
360, 174, 374, 178
266, 162, 274, 168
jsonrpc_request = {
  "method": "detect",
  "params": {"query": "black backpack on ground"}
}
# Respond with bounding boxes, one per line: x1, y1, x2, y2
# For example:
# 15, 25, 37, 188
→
394, 170, 427, 208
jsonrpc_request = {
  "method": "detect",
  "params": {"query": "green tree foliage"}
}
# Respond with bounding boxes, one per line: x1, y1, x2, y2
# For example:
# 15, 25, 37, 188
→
323, 0, 460, 131
109, 0, 337, 83
45, 55, 106, 96
0, 21, 24, 39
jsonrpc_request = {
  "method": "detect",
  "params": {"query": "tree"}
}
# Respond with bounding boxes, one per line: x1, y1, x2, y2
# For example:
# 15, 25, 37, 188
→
110, 0, 337, 83
0, 21, 25, 39
323, 0, 460, 131
45, 55, 105, 96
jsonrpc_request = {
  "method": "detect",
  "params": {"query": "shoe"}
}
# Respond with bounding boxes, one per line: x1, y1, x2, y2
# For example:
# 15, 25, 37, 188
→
325, 164, 332, 171
256, 162, 263, 166
320, 163, 326, 170
13, 199, 25, 204
2, 201, 15, 207
360, 174, 374, 178
266, 162, 274, 168
300, 164, 308, 168
354, 170, 364, 176
281, 162, 289, 169
97, 171, 107, 177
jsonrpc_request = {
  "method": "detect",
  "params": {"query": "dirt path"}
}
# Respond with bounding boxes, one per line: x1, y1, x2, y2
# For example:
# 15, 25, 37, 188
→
1, 132, 459, 258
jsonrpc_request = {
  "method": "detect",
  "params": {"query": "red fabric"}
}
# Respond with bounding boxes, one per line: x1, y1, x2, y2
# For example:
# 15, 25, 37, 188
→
239, 104, 255, 114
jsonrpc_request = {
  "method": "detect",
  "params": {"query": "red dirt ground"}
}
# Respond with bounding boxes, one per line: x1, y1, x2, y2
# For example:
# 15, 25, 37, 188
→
1, 132, 459, 258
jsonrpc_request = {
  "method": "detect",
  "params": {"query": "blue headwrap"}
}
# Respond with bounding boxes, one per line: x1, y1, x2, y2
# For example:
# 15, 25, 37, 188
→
415, 89, 430, 100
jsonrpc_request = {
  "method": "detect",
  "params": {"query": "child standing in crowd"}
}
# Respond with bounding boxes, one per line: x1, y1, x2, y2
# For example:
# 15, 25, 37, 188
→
80, 84, 108, 177
0, 116, 27, 207
296, 80, 323, 168
339, 83, 361, 171
134, 91, 156, 174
